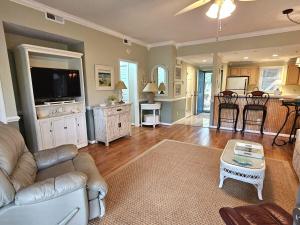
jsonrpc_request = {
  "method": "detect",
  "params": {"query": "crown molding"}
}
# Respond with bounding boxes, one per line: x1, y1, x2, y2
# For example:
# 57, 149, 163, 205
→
9, 0, 148, 47
176, 25, 300, 48
147, 41, 176, 50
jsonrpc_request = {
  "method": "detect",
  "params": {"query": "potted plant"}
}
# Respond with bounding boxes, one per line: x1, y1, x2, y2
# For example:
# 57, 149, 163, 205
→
108, 95, 118, 105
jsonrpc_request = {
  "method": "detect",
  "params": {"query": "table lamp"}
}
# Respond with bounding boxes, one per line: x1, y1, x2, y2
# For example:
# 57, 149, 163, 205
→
158, 82, 166, 94
143, 82, 158, 103
115, 80, 127, 103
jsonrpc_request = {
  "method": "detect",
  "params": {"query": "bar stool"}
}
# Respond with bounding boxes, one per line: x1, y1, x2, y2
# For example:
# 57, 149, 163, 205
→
241, 91, 269, 135
217, 91, 239, 132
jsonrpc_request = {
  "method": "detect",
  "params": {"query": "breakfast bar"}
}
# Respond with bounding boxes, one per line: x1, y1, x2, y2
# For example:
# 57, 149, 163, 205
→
213, 95, 297, 136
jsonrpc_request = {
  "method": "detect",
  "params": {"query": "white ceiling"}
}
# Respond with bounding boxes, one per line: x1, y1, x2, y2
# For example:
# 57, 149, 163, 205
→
179, 44, 300, 66
27, 0, 300, 44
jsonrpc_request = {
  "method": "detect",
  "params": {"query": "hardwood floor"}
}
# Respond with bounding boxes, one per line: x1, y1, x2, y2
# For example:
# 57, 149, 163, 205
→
81, 124, 295, 177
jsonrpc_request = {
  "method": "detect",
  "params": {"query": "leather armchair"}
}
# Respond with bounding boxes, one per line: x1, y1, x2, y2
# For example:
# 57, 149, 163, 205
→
0, 123, 108, 225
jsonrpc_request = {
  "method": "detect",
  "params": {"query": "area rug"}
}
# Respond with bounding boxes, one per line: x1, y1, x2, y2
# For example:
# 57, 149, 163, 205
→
90, 139, 298, 225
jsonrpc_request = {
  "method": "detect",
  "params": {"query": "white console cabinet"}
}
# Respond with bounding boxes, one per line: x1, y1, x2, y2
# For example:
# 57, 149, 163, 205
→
93, 103, 131, 146
14, 44, 88, 152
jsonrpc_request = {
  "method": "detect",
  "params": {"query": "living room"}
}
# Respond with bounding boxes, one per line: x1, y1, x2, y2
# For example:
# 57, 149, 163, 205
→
1, 0, 300, 224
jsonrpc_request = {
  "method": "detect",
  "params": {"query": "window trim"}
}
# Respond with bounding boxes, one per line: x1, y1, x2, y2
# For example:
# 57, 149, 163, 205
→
258, 66, 283, 93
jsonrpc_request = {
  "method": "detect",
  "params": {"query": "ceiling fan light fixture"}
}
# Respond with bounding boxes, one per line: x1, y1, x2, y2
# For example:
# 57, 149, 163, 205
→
206, 3, 220, 19
220, 0, 236, 18
206, 0, 236, 19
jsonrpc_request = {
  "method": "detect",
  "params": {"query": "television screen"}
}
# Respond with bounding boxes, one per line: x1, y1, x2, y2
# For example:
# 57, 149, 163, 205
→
31, 67, 81, 102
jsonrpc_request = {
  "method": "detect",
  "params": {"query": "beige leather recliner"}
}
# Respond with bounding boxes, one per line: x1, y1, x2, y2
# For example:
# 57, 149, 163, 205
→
0, 123, 108, 225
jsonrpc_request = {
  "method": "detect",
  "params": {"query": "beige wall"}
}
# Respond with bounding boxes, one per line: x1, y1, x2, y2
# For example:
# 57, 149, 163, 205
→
0, 0, 148, 119
148, 45, 177, 98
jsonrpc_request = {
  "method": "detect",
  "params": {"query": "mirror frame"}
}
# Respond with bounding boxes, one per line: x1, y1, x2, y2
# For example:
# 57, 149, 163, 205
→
151, 64, 169, 96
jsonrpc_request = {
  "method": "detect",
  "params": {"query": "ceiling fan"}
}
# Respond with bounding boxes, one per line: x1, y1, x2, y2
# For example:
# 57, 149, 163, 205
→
175, 0, 256, 19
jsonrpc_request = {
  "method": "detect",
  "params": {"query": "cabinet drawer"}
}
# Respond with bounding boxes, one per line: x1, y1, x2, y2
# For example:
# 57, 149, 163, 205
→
103, 105, 130, 116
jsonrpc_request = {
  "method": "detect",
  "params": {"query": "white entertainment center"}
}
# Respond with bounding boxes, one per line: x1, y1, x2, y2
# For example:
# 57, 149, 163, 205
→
14, 44, 88, 152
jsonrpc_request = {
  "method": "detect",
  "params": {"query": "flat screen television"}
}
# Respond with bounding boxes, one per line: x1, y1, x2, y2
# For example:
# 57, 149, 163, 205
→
31, 67, 81, 103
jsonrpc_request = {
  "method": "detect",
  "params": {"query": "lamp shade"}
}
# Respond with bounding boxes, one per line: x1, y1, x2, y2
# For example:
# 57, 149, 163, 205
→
115, 80, 127, 90
158, 82, 166, 92
143, 82, 158, 93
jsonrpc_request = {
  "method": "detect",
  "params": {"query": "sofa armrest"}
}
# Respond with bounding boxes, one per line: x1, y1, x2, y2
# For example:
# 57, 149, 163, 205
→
73, 152, 108, 199
219, 207, 250, 225
34, 145, 78, 170
15, 171, 87, 205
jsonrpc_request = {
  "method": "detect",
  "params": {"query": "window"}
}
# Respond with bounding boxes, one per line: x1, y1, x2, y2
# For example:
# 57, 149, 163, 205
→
259, 67, 282, 92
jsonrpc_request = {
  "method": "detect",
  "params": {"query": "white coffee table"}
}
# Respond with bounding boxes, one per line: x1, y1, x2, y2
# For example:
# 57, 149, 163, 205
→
219, 139, 266, 200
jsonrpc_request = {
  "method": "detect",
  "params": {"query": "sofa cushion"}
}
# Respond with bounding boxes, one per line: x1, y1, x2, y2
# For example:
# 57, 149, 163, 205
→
36, 160, 75, 182
0, 124, 29, 175
9, 149, 37, 191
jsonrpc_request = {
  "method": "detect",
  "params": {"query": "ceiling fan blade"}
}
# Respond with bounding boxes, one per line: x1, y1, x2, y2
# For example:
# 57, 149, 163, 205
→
175, 0, 211, 16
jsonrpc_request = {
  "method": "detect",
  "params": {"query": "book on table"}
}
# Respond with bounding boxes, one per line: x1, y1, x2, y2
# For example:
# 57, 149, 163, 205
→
234, 142, 263, 159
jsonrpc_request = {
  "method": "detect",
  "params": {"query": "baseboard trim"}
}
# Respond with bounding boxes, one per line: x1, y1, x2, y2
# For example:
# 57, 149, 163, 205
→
7, 116, 20, 123
160, 116, 187, 126
209, 125, 290, 137
88, 140, 97, 144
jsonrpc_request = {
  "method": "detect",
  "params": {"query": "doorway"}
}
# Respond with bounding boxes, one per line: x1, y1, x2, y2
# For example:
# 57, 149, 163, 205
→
119, 60, 139, 126
196, 71, 212, 114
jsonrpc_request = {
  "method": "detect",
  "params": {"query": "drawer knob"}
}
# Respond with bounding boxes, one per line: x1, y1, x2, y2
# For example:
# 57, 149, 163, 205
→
117, 108, 122, 111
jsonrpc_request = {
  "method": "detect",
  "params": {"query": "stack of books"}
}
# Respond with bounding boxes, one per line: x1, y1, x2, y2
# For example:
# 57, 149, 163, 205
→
234, 142, 263, 159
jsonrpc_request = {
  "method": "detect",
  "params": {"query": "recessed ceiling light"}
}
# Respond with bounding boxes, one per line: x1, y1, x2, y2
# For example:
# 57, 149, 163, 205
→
272, 54, 279, 57
243, 56, 249, 60
202, 59, 207, 62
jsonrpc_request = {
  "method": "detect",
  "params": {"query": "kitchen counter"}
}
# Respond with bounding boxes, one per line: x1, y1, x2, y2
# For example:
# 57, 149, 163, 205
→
213, 95, 296, 134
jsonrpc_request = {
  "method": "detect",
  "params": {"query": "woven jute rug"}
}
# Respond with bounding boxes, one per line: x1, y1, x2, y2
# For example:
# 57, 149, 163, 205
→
90, 139, 298, 225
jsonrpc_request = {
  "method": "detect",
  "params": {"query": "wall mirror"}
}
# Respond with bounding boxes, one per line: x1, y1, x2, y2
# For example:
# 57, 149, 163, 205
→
151, 65, 168, 96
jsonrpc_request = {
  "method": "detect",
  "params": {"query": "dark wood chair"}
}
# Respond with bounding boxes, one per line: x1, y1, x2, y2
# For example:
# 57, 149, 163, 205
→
241, 91, 269, 135
217, 91, 239, 132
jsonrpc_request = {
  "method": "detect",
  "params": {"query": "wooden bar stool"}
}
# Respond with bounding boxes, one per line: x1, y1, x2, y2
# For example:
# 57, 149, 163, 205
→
241, 91, 269, 135
217, 91, 239, 132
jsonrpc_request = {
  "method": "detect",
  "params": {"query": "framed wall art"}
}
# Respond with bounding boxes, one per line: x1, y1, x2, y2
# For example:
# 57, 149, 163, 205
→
95, 64, 114, 90
175, 65, 182, 81
174, 82, 182, 97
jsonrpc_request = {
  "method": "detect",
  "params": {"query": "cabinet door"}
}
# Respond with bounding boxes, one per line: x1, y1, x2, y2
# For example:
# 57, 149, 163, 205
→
52, 118, 66, 147
39, 120, 54, 149
119, 112, 131, 137
65, 117, 77, 145
286, 64, 299, 85
106, 114, 120, 141
248, 67, 259, 85
75, 114, 87, 146
230, 67, 241, 76
240, 68, 248, 76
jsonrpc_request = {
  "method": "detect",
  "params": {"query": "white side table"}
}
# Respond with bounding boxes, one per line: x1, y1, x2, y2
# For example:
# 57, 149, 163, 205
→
140, 103, 161, 128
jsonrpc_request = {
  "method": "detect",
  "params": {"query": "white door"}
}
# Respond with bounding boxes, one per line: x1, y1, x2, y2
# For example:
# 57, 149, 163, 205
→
120, 60, 139, 126
186, 72, 193, 117
52, 118, 66, 147
75, 114, 87, 146
39, 120, 53, 149
65, 117, 77, 145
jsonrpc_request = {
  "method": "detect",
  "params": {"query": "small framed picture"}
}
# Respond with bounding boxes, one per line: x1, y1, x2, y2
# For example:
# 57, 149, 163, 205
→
175, 65, 182, 81
95, 65, 114, 90
174, 82, 182, 97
